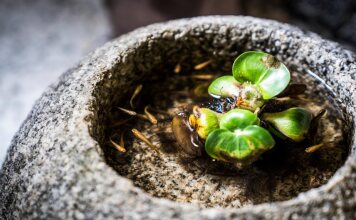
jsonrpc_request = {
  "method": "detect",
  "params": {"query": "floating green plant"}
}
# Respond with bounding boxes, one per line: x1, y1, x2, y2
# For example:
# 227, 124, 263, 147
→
262, 107, 313, 142
170, 51, 324, 169
205, 109, 275, 168
208, 51, 290, 111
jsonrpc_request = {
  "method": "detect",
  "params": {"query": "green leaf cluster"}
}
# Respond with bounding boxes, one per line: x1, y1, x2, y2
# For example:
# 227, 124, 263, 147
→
190, 51, 314, 168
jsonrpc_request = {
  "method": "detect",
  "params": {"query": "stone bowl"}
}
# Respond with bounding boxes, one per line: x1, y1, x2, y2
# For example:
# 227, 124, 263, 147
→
0, 16, 355, 219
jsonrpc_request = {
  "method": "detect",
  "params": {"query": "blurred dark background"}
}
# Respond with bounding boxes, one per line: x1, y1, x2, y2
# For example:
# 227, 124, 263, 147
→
0, 0, 355, 165
105, 0, 356, 50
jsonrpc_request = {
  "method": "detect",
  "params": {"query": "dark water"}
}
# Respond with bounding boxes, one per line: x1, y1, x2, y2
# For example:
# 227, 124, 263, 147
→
103, 63, 350, 208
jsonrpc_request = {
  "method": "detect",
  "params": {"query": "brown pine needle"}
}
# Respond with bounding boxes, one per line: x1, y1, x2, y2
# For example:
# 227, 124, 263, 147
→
110, 138, 126, 153
130, 84, 143, 109
136, 114, 149, 120
117, 107, 137, 116
174, 63, 181, 74
117, 107, 148, 120
144, 106, 158, 124
191, 74, 214, 80
194, 60, 212, 70
120, 132, 125, 149
132, 128, 160, 154
305, 143, 324, 153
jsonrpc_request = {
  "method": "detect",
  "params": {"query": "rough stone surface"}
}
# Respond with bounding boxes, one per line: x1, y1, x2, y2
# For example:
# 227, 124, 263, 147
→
0, 16, 355, 219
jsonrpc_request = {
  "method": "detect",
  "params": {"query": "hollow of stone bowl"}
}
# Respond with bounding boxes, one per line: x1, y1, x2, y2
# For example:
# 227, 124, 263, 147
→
0, 16, 355, 219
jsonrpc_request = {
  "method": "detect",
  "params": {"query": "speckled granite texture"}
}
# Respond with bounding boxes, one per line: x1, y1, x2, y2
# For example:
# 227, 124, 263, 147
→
0, 16, 355, 219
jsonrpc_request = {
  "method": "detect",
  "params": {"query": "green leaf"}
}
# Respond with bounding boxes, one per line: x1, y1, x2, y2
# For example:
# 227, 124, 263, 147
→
208, 75, 241, 98
208, 76, 265, 111
219, 109, 260, 131
189, 107, 220, 139
205, 109, 275, 168
262, 107, 312, 142
232, 51, 290, 99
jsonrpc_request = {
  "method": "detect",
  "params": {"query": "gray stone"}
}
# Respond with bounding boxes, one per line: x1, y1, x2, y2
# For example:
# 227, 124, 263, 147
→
0, 16, 355, 219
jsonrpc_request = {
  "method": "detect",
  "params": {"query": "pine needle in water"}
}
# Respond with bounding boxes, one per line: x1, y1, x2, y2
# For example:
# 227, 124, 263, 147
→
130, 84, 143, 109
305, 143, 324, 153
110, 138, 126, 153
191, 74, 214, 80
117, 107, 137, 116
120, 132, 125, 149
117, 107, 148, 120
174, 63, 181, 74
194, 60, 212, 70
132, 128, 160, 155
144, 106, 158, 124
